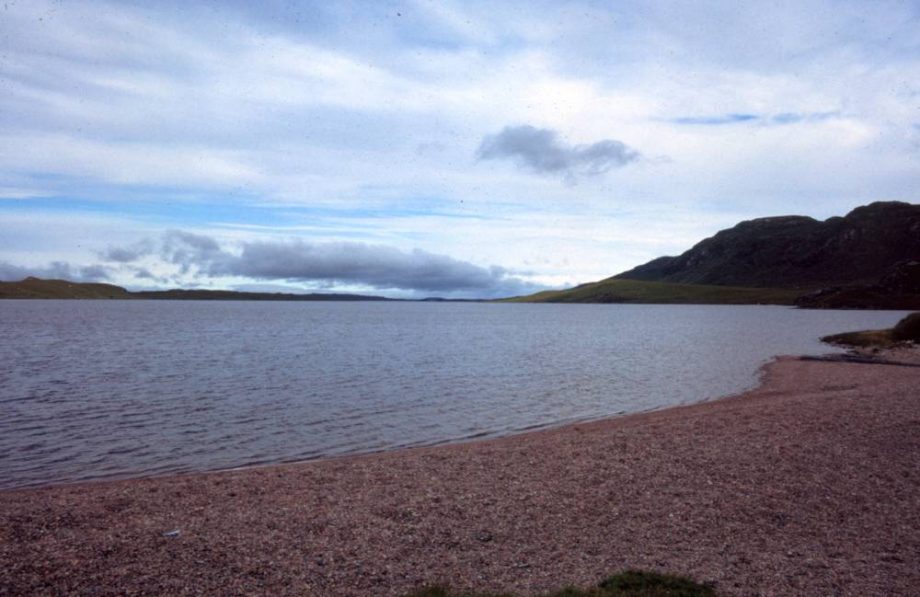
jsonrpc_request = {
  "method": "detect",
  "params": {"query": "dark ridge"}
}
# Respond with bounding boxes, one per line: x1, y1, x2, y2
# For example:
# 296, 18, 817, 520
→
615, 201, 920, 289
795, 260, 920, 310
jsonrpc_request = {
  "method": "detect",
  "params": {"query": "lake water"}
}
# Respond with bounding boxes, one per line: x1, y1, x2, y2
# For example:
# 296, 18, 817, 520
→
0, 301, 908, 490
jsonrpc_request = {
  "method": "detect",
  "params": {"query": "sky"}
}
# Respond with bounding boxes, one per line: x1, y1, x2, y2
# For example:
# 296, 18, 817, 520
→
0, 0, 918, 298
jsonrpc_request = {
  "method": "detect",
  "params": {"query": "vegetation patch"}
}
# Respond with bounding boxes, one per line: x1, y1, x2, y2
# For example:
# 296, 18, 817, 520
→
0, 277, 131, 299
821, 312, 920, 348
405, 570, 716, 597
502, 277, 799, 305
821, 329, 896, 348
0, 277, 390, 301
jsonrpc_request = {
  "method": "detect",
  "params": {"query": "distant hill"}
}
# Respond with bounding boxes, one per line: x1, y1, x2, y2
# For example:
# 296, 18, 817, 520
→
133, 289, 391, 301
0, 278, 392, 301
616, 201, 920, 290
502, 278, 799, 305
0, 277, 132, 299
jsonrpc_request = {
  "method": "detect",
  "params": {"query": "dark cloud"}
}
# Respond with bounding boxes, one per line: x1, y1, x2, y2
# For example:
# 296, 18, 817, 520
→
78, 264, 111, 280
228, 241, 529, 294
477, 125, 640, 182
161, 230, 225, 275
101, 232, 542, 298
131, 267, 166, 282
0, 261, 111, 282
100, 239, 155, 263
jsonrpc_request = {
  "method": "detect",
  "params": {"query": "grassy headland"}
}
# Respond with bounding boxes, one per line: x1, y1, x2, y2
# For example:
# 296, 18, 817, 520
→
0, 277, 132, 299
503, 277, 800, 305
822, 312, 920, 348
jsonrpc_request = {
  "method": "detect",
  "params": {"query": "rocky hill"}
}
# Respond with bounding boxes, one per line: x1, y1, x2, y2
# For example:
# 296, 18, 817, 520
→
616, 201, 920, 290
795, 260, 920, 309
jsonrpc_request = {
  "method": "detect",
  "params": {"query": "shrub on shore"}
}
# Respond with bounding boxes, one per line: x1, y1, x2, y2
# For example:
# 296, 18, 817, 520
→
405, 570, 717, 597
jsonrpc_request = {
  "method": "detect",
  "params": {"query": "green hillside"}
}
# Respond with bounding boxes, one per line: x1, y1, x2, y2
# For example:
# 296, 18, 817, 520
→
0, 277, 132, 299
504, 277, 800, 305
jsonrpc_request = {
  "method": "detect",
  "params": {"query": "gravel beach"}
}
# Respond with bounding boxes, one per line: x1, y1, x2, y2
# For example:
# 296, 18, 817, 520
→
2, 348, 919, 596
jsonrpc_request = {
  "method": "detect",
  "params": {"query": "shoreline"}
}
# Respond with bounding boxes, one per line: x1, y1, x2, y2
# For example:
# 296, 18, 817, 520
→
2, 348, 919, 595
0, 345, 784, 495
1, 359, 775, 495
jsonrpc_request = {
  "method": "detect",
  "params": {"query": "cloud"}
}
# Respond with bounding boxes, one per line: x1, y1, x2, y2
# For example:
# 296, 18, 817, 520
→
477, 125, 640, 182
0, 261, 111, 282
160, 230, 224, 274
131, 267, 159, 280
227, 241, 530, 294
415, 141, 446, 156
1, 0, 917, 292
769, 111, 839, 125
100, 231, 542, 298
0, 187, 55, 200
100, 239, 155, 263
672, 111, 840, 126
672, 113, 759, 125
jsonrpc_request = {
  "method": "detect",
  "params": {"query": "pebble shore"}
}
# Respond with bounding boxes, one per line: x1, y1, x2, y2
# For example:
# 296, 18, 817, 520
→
2, 348, 919, 596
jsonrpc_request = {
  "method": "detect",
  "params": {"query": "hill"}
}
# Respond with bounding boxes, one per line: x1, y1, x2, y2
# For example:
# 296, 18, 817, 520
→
509, 201, 919, 307
502, 278, 799, 305
0, 277, 132, 299
0, 278, 391, 301
795, 260, 920, 310
133, 289, 391, 301
616, 201, 920, 289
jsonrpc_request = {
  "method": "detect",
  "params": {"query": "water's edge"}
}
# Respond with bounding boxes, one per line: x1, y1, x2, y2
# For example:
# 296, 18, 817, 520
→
1, 302, 907, 491
2, 351, 810, 492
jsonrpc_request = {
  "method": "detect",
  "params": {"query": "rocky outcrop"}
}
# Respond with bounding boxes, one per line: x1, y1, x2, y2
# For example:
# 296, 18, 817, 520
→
893, 312, 920, 342
795, 261, 920, 310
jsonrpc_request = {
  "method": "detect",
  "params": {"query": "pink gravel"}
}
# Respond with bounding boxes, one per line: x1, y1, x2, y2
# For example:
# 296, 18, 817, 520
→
2, 350, 920, 596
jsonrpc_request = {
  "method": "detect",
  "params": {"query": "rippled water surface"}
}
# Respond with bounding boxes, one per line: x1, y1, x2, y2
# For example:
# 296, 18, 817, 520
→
0, 301, 908, 489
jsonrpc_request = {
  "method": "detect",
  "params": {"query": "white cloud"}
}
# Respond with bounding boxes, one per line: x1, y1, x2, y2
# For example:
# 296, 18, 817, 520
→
0, 0, 917, 290
0, 134, 262, 188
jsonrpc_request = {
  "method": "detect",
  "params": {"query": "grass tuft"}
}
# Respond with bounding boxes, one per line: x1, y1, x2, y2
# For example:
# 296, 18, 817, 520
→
596, 570, 717, 596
